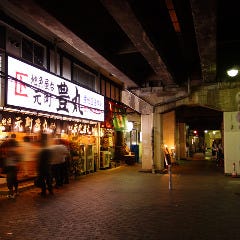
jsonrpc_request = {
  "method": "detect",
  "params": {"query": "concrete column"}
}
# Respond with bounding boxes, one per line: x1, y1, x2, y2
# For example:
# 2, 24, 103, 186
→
141, 113, 153, 170
153, 112, 164, 170
178, 122, 187, 160
224, 111, 240, 174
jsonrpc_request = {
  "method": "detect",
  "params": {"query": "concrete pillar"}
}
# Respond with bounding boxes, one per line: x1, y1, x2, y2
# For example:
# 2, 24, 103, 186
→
178, 122, 187, 160
153, 112, 164, 170
224, 111, 240, 174
141, 113, 153, 170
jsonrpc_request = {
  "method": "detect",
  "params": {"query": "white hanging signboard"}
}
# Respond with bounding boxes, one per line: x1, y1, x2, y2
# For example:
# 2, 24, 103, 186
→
7, 56, 104, 122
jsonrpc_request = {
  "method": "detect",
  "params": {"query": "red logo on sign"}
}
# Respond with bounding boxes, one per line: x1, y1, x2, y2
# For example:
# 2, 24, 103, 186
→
15, 72, 28, 97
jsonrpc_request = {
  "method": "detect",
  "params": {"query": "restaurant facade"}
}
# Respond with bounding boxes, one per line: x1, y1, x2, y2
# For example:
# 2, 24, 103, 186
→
0, 11, 141, 180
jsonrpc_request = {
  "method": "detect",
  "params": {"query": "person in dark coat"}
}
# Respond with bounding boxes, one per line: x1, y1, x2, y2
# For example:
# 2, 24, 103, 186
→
37, 134, 53, 197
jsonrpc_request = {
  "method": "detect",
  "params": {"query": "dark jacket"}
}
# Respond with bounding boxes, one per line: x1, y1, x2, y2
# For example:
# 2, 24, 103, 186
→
38, 148, 52, 175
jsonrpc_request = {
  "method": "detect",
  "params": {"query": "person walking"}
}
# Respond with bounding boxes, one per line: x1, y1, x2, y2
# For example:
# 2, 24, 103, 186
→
19, 135, 39, 177
37, 134, 53, 197
57, 139, 71, 185
5, 137, 21, 199
49, 141, 69, 188
212, 140, 218, 160
216, 140, 224, 167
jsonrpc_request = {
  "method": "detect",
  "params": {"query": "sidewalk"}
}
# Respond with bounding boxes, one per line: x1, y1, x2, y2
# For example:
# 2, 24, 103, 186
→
0, 164, 122, 195
0, 159, 211, 195
0, 161, 127, 195
0, 175, 35, 196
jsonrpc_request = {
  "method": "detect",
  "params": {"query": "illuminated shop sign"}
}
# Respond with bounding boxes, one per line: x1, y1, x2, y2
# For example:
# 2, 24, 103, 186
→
7, 56, 104, 121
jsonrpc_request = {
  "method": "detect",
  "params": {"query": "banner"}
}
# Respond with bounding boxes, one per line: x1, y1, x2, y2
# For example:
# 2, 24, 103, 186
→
113, 114, 127, 131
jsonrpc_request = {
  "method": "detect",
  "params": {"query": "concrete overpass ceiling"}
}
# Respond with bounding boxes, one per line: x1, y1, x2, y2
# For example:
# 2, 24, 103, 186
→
1, 0, 238, 98
0, 0, 237, 129
17, 0, 206, 90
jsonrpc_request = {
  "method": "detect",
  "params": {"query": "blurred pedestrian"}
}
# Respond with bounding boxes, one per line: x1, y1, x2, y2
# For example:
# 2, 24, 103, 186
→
37, 134, 53, 197
50, 141, 69, 188
212, 140, 218, 159
19, 136, 39, 177
5, 137, 21, 199
217, 140, 224, 167
57, 139, 71, 184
